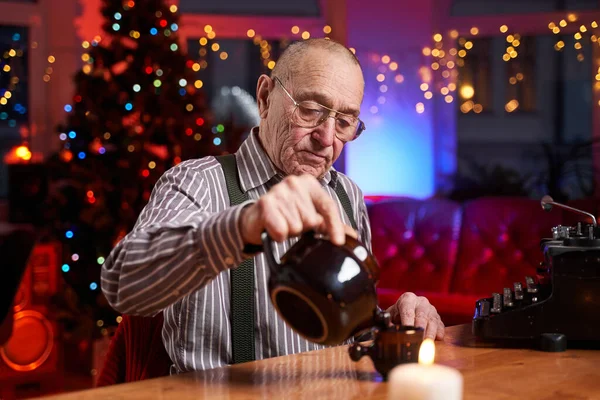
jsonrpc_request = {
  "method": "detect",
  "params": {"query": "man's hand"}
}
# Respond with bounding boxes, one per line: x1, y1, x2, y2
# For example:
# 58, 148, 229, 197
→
386, 292, 445, 340
240, 174, 357, 246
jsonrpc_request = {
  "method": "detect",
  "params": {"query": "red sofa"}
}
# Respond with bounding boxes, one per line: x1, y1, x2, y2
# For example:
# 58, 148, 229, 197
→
369, 196, 598, 326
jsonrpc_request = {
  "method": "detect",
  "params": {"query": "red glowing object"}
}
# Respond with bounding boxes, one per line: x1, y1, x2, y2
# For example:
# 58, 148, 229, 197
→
141, 169, 150, 177
185, 128, 193, 136
195, 117, 204, 126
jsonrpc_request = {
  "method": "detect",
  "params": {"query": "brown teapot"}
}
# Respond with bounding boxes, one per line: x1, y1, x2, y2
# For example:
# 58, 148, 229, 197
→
261, 230, 381, 345
262, 230, 425, 379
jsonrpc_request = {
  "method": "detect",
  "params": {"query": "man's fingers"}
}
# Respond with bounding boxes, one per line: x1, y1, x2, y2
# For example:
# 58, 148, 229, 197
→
415, 297, 436, 329
415, 302, 430, 329
423, 315, 439, 340
259, 174, 347, 245
295, 188, 325, 230
344, 225, 358, 239
259, 197, 288, 242
436, 318, 446, 340
275, 200, 303, 237
309, 182, 345, 245
397, 293, 417, 326
286, 176, 323, 230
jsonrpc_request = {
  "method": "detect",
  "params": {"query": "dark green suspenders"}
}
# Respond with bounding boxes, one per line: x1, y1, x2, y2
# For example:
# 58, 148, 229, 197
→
333, 181, 357, 231
215, 154, 256, 364
215, 154, 357, 364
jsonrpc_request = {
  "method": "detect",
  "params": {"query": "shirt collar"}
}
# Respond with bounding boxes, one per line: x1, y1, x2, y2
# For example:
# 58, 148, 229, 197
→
234, 127, 338, 193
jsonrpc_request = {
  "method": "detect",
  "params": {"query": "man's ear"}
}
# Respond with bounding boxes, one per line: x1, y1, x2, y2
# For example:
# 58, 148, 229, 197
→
256, 74, 273, 119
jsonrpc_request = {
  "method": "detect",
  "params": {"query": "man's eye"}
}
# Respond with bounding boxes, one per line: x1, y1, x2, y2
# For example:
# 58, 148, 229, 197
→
301, 106, 321, 114
337, 118, 351, 128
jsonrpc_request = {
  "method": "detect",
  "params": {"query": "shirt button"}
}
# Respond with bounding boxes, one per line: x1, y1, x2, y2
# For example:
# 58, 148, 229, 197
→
225, 256, 234, 265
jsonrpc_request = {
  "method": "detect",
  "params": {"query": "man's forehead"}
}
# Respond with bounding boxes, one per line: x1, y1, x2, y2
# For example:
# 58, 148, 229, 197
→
288, 58, 364, 114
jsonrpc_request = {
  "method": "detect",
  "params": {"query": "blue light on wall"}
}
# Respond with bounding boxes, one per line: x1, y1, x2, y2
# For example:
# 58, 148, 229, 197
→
345, 51, 435, 199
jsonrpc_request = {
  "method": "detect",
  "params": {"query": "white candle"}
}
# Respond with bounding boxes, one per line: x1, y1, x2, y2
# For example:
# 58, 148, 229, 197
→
387, 339, 463, 400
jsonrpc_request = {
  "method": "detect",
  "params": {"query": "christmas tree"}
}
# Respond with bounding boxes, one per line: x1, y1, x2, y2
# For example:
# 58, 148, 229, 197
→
46, 0, 218, 337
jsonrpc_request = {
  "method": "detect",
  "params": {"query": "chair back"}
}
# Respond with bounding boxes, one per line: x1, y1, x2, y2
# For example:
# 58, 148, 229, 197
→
96, 313, 172, 386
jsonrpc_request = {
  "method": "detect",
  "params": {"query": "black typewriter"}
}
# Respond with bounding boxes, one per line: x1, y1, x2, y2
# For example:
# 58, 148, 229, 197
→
472, 195, 600, 351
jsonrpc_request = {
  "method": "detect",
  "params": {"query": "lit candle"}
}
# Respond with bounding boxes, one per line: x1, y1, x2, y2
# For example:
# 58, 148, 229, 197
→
387, 339, 463, 400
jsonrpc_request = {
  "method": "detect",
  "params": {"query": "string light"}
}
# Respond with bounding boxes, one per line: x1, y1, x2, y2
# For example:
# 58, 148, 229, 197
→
460, 85, 474, 99
14, 145, 31, 161
505, 99, 519, 112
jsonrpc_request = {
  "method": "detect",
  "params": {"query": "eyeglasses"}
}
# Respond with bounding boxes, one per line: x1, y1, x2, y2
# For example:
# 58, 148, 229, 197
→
274, 77, 366, 142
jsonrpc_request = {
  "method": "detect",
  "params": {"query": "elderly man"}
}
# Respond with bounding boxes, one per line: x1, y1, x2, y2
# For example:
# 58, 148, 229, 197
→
101, 38, 444, 373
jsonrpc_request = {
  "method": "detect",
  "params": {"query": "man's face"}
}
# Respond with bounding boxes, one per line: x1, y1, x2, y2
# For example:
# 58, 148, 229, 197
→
260, 48, 364, 179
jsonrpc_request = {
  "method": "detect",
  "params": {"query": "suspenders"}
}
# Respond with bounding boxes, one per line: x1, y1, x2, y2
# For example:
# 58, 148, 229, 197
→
215, 154, 357, 364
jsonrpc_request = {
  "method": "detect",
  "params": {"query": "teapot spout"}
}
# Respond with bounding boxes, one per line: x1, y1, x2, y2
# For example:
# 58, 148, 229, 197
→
261, 231, 280, 273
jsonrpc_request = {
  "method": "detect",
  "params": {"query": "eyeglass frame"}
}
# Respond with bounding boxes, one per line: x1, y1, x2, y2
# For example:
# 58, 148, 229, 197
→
273, 76, 366, 142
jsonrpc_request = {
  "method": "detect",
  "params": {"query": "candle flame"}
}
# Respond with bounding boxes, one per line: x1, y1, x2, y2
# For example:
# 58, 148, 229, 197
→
418, 338, 435, 365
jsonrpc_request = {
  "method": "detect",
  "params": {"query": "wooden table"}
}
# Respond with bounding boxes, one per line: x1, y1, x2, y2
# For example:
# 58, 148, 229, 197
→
45, 324, 600, 399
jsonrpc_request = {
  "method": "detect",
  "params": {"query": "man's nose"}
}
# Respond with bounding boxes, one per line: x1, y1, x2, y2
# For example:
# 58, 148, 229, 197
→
312, 117, 336, 147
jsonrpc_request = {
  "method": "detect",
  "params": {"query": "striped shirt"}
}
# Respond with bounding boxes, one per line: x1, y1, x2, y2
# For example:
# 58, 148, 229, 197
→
100, 127, 372, 372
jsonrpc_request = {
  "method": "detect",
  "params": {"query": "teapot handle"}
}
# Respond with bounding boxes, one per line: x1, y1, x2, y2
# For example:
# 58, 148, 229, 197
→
349, 341, 375, 363
261, 230, 318, 273
261, 231, 280, 273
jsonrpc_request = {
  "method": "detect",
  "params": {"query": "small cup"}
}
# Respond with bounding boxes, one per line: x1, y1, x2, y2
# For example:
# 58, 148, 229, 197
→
349, 325, 424, 380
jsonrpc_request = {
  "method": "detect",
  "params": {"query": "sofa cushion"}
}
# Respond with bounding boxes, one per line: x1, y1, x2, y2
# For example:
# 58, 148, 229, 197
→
368, 198, 462, 294
450, 197, 563, 297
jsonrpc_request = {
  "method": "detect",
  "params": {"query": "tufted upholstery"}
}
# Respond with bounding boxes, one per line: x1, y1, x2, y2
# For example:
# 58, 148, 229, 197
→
451, 197, 563, 296
368, 196, 598, 326
370, 198, 462, 294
